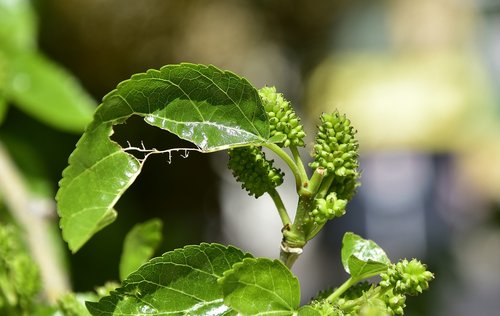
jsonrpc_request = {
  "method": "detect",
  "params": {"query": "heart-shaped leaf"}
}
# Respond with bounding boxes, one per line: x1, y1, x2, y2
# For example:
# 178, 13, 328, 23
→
341, 232, 390, 280
57, 63, 270, 252
219, 258, 300, 315
86, 243, 252, 316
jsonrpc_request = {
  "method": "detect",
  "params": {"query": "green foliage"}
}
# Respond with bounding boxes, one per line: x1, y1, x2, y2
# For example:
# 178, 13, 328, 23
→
0, 0, 95, 132
119, 219, 163, 281
227, 145, 284, 197
57, 293, 92, 316
341, 233, 391, 280
259, 86, 306, 147
57, 63, 273, 252
86, 243, 251, 316
219, 258, 300, 315
52, 63, 432, 315
0, 223, 41, 316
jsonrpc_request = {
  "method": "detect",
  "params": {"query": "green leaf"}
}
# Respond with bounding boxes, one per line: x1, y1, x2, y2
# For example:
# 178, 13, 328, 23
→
0, 0, 37, 53
341, 232, 390, 280
119, 218, 163, 281
4, 52, 95, 132
219, 258, 300, 315
57, 123, 141, 252
95, 63, 269, 150
57, 63, 269, 252
86, 243, 251, 316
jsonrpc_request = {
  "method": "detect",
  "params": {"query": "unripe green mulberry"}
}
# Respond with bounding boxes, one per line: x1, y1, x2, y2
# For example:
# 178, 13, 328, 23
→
259, 86, 306, 147
380, 259, 434, 296
378, 288, 406, 316
310, 112, 360, 200
309, 192, 347, 224
228, 146, 284, 198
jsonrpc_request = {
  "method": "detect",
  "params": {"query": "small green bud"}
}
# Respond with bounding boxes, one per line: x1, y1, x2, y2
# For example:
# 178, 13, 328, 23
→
228, 146, 284, 198
380, 259, 434, 296
259, 86, 306, 147
309, 192, 347, 224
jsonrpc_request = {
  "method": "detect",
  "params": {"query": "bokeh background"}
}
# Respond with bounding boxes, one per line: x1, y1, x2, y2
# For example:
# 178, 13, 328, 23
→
1, 0, 500, 315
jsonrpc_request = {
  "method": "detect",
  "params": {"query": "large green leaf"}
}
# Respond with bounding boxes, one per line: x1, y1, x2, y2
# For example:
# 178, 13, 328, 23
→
57, 63, 270, 252
95, 63, 269, 150
4, 52, 95, 132
86, 243, 251, 316
341, 232, 390, 280
219, 258, 300, 315
119, 218, 163, 281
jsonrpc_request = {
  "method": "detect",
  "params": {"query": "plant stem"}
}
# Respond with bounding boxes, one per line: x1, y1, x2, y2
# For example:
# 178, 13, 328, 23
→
268, 188, 291, 227
264, 143, 304, 191
316, 173, 335, 199
327, 277, 358, 303
307, 167, 326, 196
279, 243, 303, 269
289, 146, 308, 186
0, 142, 70, 302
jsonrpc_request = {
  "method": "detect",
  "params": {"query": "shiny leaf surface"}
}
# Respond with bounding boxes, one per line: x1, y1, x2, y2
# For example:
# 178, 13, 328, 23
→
57, 63, 269, 252
95, 63, 269, 150
219, 258, 300, 315
341, 232, 390, 280
86, 243, 251, 316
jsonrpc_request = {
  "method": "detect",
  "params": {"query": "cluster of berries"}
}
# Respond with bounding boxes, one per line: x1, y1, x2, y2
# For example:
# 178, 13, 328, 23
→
310, 112, 360, 198
380, 259, 434, 296
258, 86, 305, 148
227, 146, 283, 198
309, 192, 347, 225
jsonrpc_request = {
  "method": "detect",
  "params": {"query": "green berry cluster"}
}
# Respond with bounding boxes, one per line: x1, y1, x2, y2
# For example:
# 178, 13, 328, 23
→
259, 86, 306, 147
309, 192, 347, 225
381, 289, 406, 315
228, 146, 284, 198
310, 111, 360, 201
380, 259, 434, 296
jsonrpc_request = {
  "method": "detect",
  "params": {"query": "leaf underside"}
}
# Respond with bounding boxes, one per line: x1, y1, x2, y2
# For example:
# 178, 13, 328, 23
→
86, 243, 252, 316
57, 63, 270, 252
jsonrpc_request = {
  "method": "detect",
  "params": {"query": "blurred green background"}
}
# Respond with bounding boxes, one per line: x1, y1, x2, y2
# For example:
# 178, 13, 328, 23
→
1, 0, 500, 315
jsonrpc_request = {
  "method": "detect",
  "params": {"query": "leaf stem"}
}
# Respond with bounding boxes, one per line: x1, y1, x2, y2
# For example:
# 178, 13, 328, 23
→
327, 277, 358, 303
264, 143, 303, 191
268, 188, 291, 227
